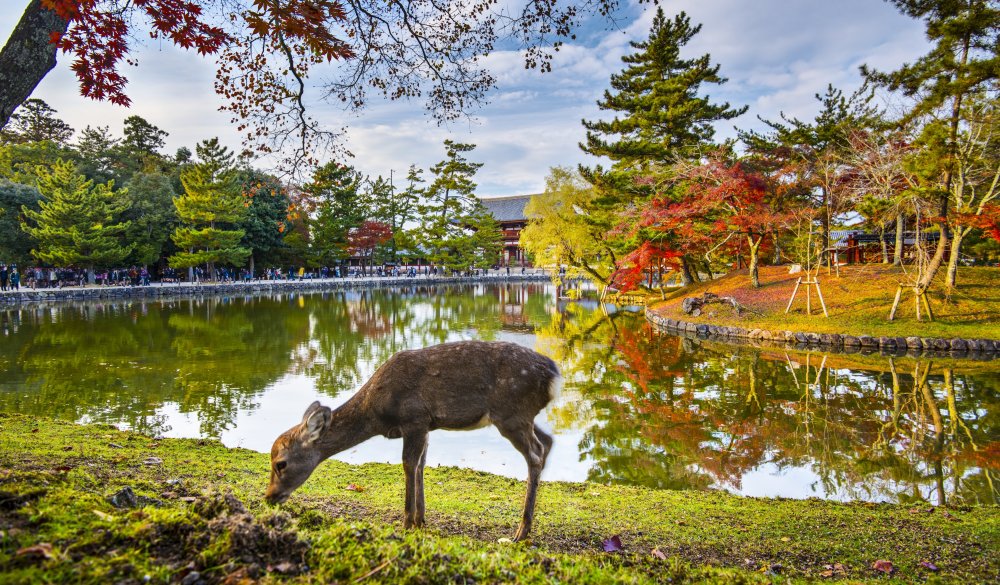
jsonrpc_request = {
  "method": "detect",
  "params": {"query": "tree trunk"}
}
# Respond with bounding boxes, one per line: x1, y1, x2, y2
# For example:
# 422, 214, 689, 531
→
0, 0, 69, 128
880, 226, 890, 264
771, 230, 781, 264
820, 187, 830, 265
748, 236, 761, 288
945, 226, 969, 297
249, 255, 255, 278
893, 213, 904, 265
916, 223, 949, 294
680, 256, 696, 286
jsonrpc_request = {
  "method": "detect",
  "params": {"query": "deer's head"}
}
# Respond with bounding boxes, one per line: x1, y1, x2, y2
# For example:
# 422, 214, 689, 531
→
265, 401, 331, 504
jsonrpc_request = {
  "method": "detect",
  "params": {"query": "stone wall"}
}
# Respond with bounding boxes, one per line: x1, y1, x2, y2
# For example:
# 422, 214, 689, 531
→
0, 274, 550, 307
645, 309, 999, 360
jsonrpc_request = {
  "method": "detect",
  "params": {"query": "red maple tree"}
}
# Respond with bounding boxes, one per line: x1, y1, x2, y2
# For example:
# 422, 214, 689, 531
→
347, 220, 392, 275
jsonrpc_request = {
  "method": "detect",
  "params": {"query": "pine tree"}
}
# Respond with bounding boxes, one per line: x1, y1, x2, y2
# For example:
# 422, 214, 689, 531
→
416, 140, 500, 271
0, 99, 74, 145
580, 8, 746, 170
862, 0, 1000, 294
169, 139, 250, 278
238, 169, 292, 274
739, 85, 881, 261
20, 159, 133, 277
303, 161, 364, 267
365, 170, 420, 263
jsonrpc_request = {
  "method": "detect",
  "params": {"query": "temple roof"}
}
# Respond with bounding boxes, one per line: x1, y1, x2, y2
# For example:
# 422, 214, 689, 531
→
478, 194, 533, 222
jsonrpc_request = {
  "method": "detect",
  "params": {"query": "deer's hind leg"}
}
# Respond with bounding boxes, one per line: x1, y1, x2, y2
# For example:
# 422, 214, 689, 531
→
496, 419, 549, 542
402, 431, 429, 529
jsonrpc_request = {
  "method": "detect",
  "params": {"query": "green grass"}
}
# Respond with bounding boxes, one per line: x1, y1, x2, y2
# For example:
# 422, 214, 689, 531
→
650, 265, 1000, 340
0, 414, 997, 583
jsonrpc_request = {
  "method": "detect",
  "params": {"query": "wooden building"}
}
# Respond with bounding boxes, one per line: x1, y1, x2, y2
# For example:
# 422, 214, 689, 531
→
478, 194, 533, 267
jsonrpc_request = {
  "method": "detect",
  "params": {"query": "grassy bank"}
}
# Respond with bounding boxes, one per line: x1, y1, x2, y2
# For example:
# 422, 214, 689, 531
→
649, 265, 1000, 341
0, 414, 997, 584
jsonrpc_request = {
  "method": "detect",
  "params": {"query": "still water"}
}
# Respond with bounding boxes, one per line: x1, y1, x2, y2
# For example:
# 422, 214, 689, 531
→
0, 283, 996, 505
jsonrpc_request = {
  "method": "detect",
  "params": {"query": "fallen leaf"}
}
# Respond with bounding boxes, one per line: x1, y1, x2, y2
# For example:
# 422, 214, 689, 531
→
780, 536, 791, 542
872, 559, 895, 574
221, 568, 253, 585
142, 456, 163, 465
942, 510, 959, 521
92, 510, 114, 521
820, 570, 834, 578
108, 443, 124, 449
602, 535, 623, 552
15, 543, 54, 560
53, 465, 73, 473
179, 496, 198, 503
345, 483, 366, 492
651, 548, 667, 560
30, 429, 38, 433
496, 537, 513, 544
919, 561, 939, 572
675, 520, 687, 526
61, 446, 73, 451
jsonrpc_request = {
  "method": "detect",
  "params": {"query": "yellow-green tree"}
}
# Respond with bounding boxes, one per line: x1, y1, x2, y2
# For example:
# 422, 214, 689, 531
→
20, 159, 132, 278
169, 139, 250, 278
520, 166, 614, 284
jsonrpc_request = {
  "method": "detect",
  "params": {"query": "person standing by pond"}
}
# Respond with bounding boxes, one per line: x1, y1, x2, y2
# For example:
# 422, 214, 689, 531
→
0, 264, 7, 291
9, 266, 18, 290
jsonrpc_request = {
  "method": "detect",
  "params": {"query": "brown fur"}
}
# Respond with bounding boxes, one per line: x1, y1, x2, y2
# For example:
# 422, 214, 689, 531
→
266, 340, 561, 541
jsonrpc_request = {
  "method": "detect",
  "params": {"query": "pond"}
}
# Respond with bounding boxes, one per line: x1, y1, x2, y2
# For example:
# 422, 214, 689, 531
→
0, 283, 996, 505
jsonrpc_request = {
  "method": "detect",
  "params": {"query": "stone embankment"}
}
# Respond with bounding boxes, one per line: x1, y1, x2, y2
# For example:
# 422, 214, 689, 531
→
646, 309, 1000, 360
0, 273, 550, 307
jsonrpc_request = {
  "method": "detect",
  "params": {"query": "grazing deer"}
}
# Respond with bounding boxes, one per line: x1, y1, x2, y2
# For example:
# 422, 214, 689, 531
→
265, 340, 562, 542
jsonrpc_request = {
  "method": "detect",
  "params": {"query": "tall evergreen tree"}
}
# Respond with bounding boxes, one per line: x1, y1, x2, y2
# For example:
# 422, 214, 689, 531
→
75, 125, 121, 183
20, 159, 133, 277
365, 171, 420, 264
304, 161, 364, 267
580, 7, 746, 171
123, 172, 179, 266
0, 99, 74, 145
169, 139, 250, 279
416, 140, 500, 271
740, 85, 881, 261
0, 179, 40, 265
238, 169, 292, 274
122, 115, 168, 155
862, 0, 1000, 294
577, 7, 745, 285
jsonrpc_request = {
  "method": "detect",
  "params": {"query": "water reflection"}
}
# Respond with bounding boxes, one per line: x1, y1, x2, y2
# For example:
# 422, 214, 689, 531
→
0, 284, 996, 504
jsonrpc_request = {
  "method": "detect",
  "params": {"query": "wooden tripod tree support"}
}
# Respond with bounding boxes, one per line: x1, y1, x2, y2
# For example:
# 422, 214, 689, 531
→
888, 283, 934, 322
785, 276, 829, 317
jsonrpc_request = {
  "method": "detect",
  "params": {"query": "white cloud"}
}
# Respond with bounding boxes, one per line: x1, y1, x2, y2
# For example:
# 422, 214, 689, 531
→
0, 0, 930, 195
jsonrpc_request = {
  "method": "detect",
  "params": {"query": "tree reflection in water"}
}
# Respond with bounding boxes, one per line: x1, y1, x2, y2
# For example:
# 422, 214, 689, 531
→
536, 300, 998, 505
0, 284, 995, 504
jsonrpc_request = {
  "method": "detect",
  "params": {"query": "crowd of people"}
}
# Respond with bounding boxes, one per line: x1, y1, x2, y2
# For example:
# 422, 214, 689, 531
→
0, 263, 535, 291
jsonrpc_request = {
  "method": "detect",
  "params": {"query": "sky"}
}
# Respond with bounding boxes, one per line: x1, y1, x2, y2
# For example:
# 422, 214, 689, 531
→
1, 0, 930, 196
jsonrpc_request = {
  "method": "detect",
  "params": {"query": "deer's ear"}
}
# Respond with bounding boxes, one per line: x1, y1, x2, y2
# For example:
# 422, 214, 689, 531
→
303, 404, 331, 444
302, 400, 322, 422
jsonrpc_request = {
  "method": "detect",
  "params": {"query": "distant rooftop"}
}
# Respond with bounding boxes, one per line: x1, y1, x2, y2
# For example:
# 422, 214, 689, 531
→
477, 194, 533, 222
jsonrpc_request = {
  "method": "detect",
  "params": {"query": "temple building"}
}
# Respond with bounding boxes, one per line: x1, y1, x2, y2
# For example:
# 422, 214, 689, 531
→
478, 194, 533, 267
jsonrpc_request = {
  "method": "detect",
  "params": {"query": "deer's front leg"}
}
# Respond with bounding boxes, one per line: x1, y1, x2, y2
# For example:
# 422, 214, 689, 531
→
402, 431, 428, 529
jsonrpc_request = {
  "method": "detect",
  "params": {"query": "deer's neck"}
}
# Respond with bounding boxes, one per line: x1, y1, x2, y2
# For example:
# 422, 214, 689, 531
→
317, 396, 379, 459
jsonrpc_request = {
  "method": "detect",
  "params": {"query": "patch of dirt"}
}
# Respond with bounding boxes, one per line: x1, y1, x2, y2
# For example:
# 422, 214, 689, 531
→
149, 493, 312, 582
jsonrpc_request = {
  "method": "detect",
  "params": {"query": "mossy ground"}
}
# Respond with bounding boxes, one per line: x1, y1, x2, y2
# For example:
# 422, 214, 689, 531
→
0, 414, 996, 584
648, 265, 1000, 341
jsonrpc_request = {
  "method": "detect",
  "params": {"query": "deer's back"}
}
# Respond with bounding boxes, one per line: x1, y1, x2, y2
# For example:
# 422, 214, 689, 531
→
360, 341, 559, 433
